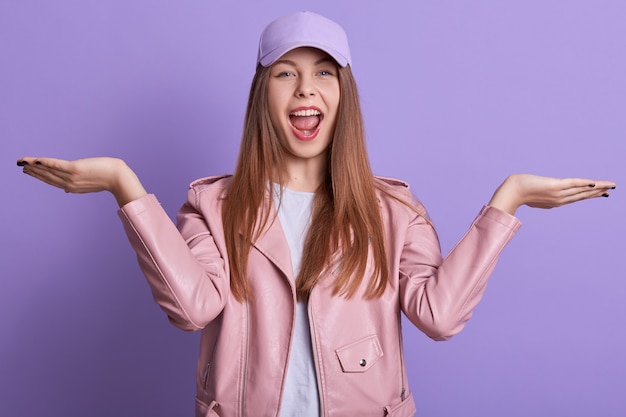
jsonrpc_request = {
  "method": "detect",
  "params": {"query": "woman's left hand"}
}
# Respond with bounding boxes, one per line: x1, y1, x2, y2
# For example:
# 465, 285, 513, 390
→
488, 174, 616, 215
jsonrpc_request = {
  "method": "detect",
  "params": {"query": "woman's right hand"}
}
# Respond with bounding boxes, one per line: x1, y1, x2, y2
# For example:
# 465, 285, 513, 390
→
17, 157, 147, 207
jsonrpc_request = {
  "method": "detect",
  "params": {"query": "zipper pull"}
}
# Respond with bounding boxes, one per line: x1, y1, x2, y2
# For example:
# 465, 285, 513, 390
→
202, 362, 211, 386
401, 386, 406, 401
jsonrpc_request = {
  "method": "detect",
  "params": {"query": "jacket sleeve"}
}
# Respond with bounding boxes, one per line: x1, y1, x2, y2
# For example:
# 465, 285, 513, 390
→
399, 205, 521, 341
118, 191, 229, 331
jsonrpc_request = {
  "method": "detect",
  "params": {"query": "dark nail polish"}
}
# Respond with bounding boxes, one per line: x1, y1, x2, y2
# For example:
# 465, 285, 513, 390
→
610, 186, 616, 189
602, 193, 609, 197
35, 161, 42, 165
17, 161, 28, 166
588, 183, 596, 188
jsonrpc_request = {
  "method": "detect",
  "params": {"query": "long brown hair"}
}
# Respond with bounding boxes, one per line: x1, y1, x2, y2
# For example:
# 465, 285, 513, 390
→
223, 63, 389, 301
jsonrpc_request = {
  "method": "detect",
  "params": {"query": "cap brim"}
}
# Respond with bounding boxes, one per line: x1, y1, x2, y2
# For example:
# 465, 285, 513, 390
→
259, 42, 349, 67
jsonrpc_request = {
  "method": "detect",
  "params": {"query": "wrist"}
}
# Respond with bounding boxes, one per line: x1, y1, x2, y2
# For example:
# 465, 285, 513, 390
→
488, 175, 522, 215
110, 160, 147, 207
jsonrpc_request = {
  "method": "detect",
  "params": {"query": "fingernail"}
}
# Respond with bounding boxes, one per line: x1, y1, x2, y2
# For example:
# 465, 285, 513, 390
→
17, 161, 28, 166
610, 186, 616, 189
35, 161, 42, 165
602, 193, 609, 197
588, 183, 596, 188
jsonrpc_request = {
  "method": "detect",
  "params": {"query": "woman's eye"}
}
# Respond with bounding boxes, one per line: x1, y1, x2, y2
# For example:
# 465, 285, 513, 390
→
277, 71, 294, 77
319, 70, 333, 76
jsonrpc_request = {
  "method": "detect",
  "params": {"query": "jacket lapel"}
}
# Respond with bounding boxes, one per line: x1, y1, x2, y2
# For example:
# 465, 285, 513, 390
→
250, 208, 295, 284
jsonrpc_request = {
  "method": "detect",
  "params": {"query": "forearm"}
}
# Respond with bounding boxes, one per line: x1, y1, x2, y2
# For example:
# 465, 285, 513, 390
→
119, 193, 229, 330
400, 206, 521, 340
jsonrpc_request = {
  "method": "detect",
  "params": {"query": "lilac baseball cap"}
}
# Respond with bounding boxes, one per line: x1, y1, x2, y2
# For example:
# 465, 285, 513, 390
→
257, 11, 351, 67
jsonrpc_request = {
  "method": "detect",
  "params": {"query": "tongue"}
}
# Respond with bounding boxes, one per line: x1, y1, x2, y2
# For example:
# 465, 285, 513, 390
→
291, 115, 320, 131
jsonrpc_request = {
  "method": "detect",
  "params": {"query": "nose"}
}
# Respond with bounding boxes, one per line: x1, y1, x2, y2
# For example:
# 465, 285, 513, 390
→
296, 75, 316, 98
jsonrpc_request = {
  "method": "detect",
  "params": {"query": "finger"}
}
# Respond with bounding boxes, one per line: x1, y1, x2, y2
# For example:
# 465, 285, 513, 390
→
21, 166, 69, 191
22, 162, 67, 180
17, 157, 77, 176
559, 187, 609, 201
34, 157, 77, 175
22, 160, 81, 189
548, 179, 615, 205
559, 178, 605, 192
583, 180, 616, 190
561, 178, 616, 191
18, 156, 51, 165
528, 183, 613, 209
17, 157, 49, 168
597, 181, 617, 190
19, 158, 77, 184
560, 178, 597, 188
557, 188, 613, 205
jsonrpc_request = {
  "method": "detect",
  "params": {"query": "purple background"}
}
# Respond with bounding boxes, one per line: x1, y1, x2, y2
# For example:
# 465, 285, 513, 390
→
2, 1, 624, 416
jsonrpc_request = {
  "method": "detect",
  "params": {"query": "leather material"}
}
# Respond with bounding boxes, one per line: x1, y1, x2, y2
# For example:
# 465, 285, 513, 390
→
336, 335, 383, 372
119, 175, 521, 417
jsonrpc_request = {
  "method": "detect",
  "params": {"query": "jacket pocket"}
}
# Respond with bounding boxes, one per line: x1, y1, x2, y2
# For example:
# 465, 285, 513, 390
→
195, 397, 220, 417
335, 334, 383, 372
384, 390, 416, 417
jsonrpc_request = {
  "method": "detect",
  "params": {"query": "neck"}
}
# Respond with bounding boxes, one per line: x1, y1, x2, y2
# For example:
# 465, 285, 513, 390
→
282, 157, 326, 192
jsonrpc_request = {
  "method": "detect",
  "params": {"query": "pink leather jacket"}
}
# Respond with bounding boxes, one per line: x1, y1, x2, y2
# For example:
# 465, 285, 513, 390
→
118, 175, 521, 417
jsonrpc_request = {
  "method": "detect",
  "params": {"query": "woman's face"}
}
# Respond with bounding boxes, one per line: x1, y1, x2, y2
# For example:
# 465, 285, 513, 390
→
267, 47, 340, 172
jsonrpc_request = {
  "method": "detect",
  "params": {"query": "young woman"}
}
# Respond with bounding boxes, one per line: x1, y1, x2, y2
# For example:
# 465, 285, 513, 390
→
16, 11, 615, 417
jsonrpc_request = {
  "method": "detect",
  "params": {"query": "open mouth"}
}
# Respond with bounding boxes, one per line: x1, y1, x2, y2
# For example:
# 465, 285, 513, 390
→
289, 108, 323, 139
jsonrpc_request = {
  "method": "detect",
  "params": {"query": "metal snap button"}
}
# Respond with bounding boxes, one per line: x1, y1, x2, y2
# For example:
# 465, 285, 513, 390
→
359, 359, 367, 367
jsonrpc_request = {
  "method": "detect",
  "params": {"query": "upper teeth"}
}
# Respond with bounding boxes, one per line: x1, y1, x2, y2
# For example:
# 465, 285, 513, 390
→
290, 109, 321, 117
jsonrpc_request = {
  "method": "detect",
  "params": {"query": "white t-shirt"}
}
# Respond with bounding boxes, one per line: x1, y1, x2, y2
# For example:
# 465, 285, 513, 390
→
272, 184, 320, 417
